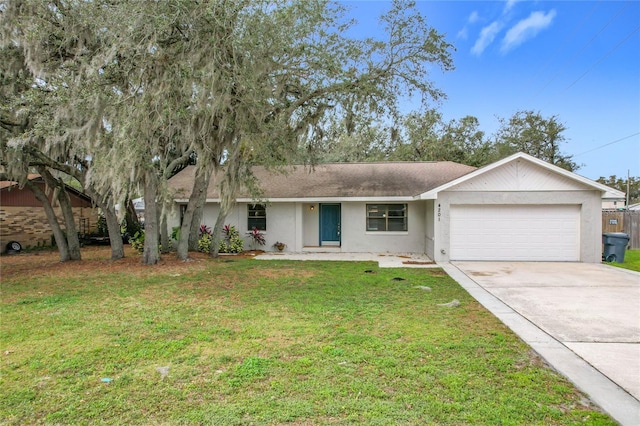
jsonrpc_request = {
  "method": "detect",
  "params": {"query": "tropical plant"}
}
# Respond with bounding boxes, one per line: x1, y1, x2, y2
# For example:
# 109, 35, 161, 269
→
199, 224, 212, 237
130, 231, 145, 253
219, 225, 244, 254
197, 234, 212, 253
248, 228, 266, 249
196, 224, 214, 253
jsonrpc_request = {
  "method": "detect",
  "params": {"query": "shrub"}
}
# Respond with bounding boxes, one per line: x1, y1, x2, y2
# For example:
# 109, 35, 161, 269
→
130, 231, 145, 253
196, 224, 244, 254
220, 225, 243, 254
248, 228, 266, 249
97, 215, 108, 235
199, 224, 212, 237
171, 226, 181, 241
197, 233, 212, 253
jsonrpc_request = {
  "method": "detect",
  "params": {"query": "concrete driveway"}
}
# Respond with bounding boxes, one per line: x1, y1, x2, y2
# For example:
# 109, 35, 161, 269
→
445, 262, 640, 425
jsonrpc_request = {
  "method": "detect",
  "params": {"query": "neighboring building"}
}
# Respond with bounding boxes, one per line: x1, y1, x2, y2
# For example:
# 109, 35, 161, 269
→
115, 197, 145, 222
602, 199, 626, 210
132, 197, 145, 222
167, 152, 624, 263
0, 175, 99, 253
628, 203, 640, 211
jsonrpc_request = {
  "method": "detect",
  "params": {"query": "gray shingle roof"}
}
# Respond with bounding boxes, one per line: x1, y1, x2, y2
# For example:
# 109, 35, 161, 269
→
169, 161, 477, 200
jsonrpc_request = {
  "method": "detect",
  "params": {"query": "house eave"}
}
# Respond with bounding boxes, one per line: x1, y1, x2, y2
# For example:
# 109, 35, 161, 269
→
417, 152, 626, 200
175, 196, 418, 203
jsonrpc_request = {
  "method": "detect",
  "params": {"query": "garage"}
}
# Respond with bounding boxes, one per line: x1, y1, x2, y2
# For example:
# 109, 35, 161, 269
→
450, 204, 581, 261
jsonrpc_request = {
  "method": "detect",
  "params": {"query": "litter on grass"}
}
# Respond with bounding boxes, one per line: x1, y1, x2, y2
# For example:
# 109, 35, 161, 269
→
438, 299, 461, 308
156, 366, 170, 380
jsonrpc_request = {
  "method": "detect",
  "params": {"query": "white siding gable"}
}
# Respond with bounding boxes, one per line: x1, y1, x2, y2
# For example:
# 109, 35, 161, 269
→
447, 159, 591, 192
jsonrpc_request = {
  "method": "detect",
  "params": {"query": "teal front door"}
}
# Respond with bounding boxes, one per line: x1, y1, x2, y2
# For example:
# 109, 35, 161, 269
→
320, 204, 341, 246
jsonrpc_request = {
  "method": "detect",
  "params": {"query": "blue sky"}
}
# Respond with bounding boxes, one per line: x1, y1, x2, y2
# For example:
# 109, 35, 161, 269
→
343, 0, 640, 180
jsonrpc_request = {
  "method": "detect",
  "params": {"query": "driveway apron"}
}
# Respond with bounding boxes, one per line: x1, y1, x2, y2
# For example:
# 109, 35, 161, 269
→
445, 261, 640, 426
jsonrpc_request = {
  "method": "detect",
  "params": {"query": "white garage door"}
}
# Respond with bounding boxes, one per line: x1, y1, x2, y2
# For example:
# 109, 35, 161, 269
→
450, 205, 580, 261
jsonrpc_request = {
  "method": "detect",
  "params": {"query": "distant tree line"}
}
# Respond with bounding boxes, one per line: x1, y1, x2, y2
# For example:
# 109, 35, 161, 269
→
597, 176, 639, 205
312, 109, 579, 171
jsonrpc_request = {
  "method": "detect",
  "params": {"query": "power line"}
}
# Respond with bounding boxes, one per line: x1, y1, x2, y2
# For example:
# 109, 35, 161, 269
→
573, 132, 640, 157
563, 25, 640, 93
525, 1, 601, 87
530, 1, 631, 100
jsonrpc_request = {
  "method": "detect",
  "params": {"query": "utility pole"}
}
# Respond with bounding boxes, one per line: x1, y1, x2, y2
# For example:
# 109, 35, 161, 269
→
627, 169, 630, 210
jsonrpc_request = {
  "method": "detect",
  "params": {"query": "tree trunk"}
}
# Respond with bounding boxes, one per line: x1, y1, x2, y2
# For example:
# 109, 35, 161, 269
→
124, 198, 142, 240
104, 205, 124, 259
177, 166, 212, 260
84, 186, 124, 260
142, 170, 160, 265
39, 168, 81, 260
25, 180, 70, 262
56, 183, 82, 260
189, 201, 204, 251
210, 208, 228, 258
160, 209, 170, 254
209, 139, 243, 258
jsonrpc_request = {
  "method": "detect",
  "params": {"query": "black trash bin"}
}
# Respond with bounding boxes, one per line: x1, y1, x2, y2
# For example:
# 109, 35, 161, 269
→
602, 232, 630, 263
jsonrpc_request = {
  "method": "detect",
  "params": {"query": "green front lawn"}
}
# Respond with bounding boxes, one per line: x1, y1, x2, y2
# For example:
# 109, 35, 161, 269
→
608, 249, 640, 272
1, 248, 614, 425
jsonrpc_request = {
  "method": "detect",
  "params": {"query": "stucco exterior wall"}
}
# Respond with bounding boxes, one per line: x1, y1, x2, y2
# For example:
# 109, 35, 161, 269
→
262, 203, 298, 250
337, 201, 426, 253
169, 203, 301, 252
302, 203, 320, 247
169, 200, 428, 254
432, 190, 603, 263
0, 206, 99, 253
425, 199, 435, 260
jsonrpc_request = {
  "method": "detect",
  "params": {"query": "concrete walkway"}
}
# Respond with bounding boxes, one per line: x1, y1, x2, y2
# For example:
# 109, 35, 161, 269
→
255, 251, 440, 268
444, 262, 640, 426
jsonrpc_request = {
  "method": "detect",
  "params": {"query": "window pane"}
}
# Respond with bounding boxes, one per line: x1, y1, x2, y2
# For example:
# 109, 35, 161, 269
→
367, 218, 386, 231
248, 217, 266, 231
248, 204, 266, 231
388, 218, 407, 231
366, 204, 407, 232
387, 204, 405, 213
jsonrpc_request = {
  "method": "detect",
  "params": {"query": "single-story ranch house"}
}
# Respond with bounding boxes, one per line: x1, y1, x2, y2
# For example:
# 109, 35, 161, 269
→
167, 152, 624, 263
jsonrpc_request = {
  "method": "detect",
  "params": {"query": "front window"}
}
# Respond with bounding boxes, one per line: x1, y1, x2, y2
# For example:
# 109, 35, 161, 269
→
366, 204, 407, 231
248, 204, 266, 231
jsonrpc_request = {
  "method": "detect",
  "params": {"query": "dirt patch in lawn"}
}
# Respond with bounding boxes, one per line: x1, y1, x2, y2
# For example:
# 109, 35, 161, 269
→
255, 268, 316, 279
0, 246, 265, 282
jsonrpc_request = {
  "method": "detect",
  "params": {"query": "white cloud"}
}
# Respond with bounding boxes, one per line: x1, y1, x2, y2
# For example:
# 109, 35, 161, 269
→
501, 10, 556, 53
503, 0, 520, 14
458, 11, 481, 40
471, 21, 502, 56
